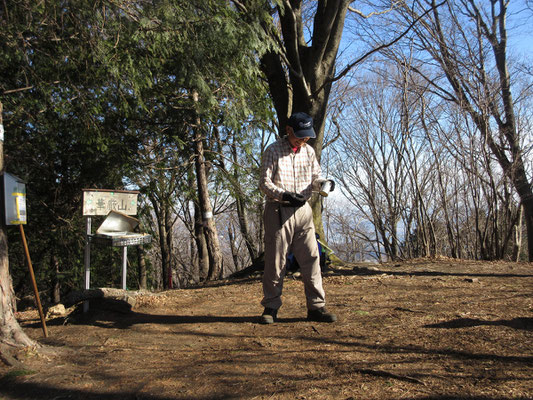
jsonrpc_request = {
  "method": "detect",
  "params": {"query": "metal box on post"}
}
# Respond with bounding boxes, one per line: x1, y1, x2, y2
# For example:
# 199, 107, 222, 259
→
2, 172, 26, 225
1, 172, 48, 336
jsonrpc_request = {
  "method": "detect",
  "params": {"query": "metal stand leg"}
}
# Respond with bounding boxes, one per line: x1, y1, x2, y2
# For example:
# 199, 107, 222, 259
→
84, 217, 92, 312
122, 246, 128, 290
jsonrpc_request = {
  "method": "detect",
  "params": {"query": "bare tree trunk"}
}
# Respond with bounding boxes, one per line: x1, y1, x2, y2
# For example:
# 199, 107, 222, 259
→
194, 136, 223, 280
421, 112, 457, 258
211, 128, 260, 266
227, 224, 239, 273
180, 167, 206, 282
512, 167, 533, 261
499, 187, 521, 261
51, 253, 61, 304
192, 91, 223, 280
513, 205, 523, 261
148, 188, 177, 289
151, 197, 171, 289
230, 142, 260, 263
137, 245, 147, 290
0, 102, 36, 351
193, 200, 209, 281
164, 210, 173, 288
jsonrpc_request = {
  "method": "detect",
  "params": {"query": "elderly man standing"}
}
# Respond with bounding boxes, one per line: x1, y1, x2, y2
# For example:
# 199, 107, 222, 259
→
259, 112, 336, 324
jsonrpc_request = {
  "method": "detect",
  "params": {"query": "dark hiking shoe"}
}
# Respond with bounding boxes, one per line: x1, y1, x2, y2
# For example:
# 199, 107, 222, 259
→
260, 307, 278, 324
307, 307, 337, 323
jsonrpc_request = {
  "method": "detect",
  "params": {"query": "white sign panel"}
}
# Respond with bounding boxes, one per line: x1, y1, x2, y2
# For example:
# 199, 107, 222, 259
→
82, 190, 138, 216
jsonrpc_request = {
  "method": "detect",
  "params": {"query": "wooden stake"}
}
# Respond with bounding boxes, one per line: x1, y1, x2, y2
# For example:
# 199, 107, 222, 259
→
19, 224, 48, 338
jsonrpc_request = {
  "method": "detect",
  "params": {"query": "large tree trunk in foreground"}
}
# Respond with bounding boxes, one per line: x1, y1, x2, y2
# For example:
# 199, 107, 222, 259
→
0, 102, 36, 356
0, 229, 36, 350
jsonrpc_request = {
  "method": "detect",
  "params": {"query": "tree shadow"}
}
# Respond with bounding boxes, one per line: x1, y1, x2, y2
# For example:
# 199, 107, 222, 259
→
25, 309, 306, 331
331, 265, 533, 279
309, 335, 533, 365
84, 311, 305, 329
0, 379, 291, 400
0, 380, 175, 400
424, 317, 533, 331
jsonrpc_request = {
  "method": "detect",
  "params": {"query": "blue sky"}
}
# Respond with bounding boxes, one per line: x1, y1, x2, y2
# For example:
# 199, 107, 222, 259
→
507, 1, 533, 55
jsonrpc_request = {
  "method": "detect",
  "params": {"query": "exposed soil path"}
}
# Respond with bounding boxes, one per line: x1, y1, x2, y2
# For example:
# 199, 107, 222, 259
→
1, 260, 532, 399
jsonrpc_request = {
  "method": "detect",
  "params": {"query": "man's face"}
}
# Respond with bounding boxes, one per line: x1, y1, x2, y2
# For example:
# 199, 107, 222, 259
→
287, 126, 310, 148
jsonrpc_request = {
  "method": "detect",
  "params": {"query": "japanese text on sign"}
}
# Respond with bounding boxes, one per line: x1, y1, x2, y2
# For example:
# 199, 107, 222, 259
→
82, 190, 138, 216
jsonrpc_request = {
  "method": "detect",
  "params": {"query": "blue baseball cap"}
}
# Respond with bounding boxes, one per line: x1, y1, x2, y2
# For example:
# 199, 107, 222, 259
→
288, 112, 316, 139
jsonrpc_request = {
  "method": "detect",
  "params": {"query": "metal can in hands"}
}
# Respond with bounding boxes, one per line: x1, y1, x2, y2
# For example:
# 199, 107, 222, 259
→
319, 180, 332, 197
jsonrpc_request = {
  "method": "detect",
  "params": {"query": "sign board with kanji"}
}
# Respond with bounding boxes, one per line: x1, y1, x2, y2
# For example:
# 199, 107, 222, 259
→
82, 189, 139, 216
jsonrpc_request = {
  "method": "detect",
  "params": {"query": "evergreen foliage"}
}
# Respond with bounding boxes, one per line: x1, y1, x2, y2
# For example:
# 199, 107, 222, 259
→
1, 0, 274, 299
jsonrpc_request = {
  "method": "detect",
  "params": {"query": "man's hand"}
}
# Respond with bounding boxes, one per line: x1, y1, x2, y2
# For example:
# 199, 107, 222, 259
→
282, 192, 307, 207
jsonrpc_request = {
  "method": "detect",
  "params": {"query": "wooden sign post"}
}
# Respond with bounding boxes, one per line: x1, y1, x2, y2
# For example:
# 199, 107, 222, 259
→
2, 172, 48, 337
20, 225, 48, 337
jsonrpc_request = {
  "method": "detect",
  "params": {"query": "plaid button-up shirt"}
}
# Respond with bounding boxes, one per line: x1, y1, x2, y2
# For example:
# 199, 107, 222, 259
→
260, 136, 323, 202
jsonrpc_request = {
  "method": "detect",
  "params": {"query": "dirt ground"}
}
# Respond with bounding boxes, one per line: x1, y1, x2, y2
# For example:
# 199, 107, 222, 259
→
1, 260, 532, 400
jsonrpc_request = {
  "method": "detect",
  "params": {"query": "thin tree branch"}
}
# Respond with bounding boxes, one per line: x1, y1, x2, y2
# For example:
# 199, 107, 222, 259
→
348, 1, 404, 18
312, 1, 446, 98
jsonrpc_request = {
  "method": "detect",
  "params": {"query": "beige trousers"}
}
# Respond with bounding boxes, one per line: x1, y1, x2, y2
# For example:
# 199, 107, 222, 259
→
261, 201, 326, 311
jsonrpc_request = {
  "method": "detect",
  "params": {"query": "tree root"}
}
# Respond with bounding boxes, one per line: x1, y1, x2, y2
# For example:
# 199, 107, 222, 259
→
0, 342, 24, 368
